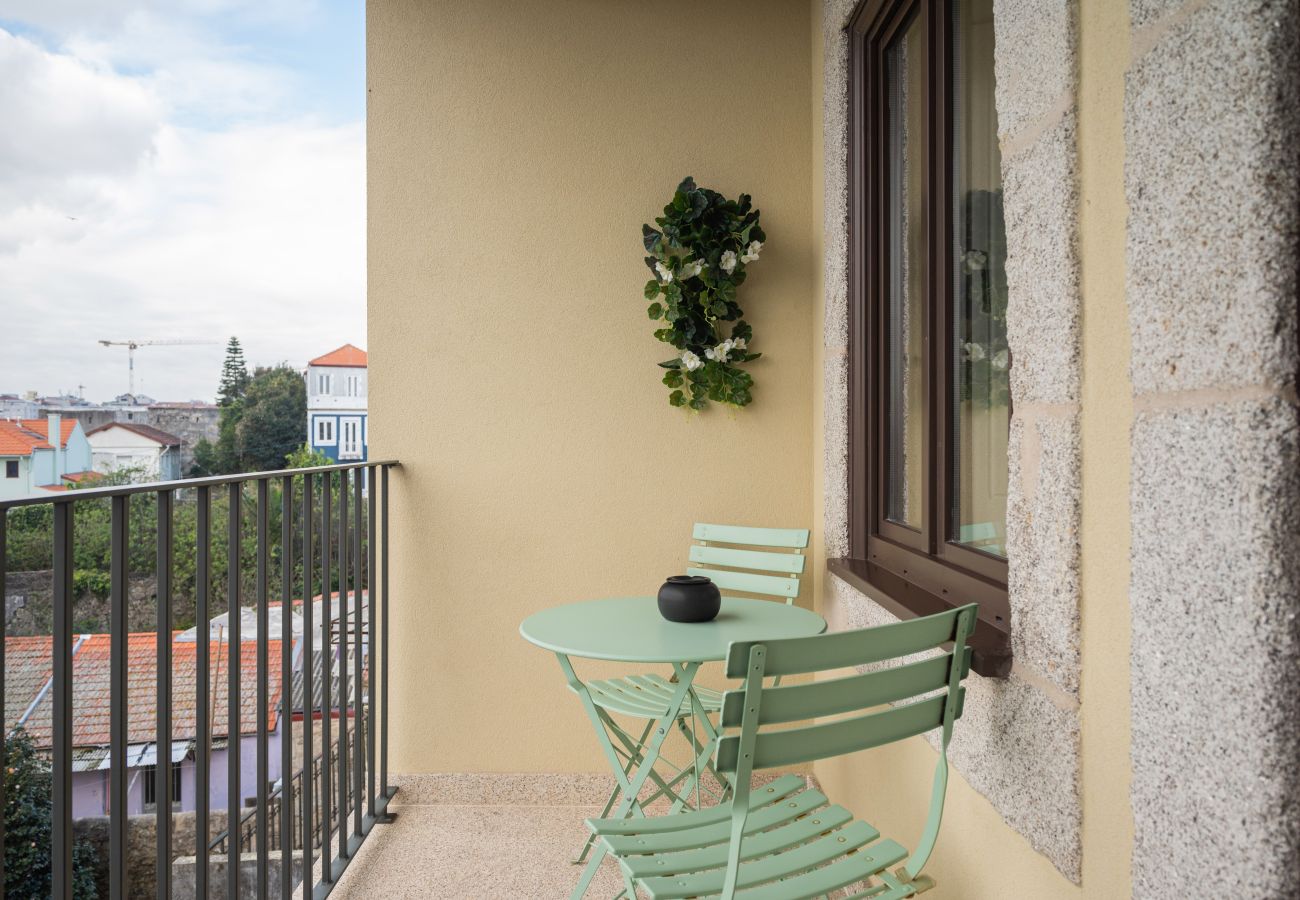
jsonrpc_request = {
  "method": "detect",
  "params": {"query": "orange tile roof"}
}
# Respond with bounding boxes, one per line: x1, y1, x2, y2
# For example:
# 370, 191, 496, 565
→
4, 636, 56, 733
0, 420, 44, 456
12, 630, 285, 749
309, 343, 367, 368
18, 418, 77, 448
61, 471, 104, 484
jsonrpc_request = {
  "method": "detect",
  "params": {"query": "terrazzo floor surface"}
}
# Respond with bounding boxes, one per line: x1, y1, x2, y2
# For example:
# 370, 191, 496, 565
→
329, 800, 626, 898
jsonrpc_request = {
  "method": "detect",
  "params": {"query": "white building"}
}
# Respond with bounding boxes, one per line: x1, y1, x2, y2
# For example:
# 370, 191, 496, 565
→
86, 422, 183, 481
306, 344, 368, 462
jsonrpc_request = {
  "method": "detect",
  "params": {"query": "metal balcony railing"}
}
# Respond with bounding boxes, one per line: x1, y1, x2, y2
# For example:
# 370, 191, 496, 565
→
0, 460, 400, 899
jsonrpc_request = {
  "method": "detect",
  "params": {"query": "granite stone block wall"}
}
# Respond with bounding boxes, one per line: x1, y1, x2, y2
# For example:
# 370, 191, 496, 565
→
820, 0, 1083, 881
1124, 0, 1300, 895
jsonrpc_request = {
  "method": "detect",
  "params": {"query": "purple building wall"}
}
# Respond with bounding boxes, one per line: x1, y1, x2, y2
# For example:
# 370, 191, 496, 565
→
70, 728, 282, 817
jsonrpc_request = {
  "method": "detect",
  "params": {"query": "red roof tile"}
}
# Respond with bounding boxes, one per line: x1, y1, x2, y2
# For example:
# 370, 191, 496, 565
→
13, 630, 285, 749
19, 418, 76, 448
309, 344, 367, 368
4, 636, 56, 732
61, 471, 104, 484
0, 420, 46, 456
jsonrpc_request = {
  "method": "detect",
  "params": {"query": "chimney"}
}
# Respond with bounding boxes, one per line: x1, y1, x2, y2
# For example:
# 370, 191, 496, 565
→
48, 413, 62, 478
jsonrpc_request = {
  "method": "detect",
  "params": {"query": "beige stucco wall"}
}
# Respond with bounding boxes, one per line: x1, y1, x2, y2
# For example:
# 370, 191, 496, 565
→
367, 0, 815, 775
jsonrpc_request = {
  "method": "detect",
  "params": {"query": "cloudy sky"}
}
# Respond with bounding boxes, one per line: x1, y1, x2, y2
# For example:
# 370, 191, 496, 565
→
0, 0, 365, 403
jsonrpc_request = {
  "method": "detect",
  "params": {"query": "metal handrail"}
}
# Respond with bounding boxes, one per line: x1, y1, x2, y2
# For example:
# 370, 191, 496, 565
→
0, 459, 401, 511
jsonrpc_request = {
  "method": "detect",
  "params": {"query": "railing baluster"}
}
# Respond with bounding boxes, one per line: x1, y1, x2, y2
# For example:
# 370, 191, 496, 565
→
338, 468, 349, 857
302, 473, 315, 898
227, 482, 241, 900
366, 466, 377, 820
256, 478, 270, 896
110, 494, 129, 897
196, 486, 211, 900
157, 489, 174, 900
52, 502, 73, 900
381, 465, 390, 802
0, 461, 395, 899
320, 474, 333, 881
353, 466, 364, 840
281, 474, 294, 896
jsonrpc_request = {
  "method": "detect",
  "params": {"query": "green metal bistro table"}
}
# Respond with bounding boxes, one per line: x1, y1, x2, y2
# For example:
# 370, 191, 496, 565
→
520, 596, 827, 899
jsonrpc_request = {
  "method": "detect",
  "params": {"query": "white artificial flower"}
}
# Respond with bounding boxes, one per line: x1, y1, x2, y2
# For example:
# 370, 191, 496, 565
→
720, 250, 738, 274
963, 342, 986, 362
682, 259, 706, 279
741, 240, 763, 263
655, 261, 673, 284
991, 349, 1010, 370
705, 339, 735, 362
681, 350, 703, 371
731, 337, 747, 351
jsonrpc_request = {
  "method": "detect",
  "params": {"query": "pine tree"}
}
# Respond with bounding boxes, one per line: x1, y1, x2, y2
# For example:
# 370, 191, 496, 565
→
216, 336, 250, 407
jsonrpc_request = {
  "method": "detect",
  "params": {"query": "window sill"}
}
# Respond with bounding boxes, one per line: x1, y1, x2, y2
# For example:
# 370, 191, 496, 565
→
826, 557, 1012, 678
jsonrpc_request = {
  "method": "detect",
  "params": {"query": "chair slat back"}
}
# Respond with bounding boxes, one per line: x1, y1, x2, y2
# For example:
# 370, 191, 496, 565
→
688, 522, 808, 604
716, 604, 977, 775
722, 606, 965, 679
719, 645, 972, 726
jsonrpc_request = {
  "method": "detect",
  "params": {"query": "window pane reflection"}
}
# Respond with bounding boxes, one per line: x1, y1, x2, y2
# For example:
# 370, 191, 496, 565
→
951, 0, 1009, 557
885, 9, 927, 530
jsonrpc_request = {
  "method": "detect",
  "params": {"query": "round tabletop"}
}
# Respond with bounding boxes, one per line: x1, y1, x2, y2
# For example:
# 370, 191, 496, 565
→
519, 596, 827, 663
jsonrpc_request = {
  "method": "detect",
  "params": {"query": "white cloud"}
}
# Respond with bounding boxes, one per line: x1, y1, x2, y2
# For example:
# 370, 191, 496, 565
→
0, 30, 160, 205
0, 23, 365, 401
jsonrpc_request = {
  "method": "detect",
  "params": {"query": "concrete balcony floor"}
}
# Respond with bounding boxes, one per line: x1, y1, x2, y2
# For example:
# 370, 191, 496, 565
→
331, 794, 626, 898
329, 774, 868, 898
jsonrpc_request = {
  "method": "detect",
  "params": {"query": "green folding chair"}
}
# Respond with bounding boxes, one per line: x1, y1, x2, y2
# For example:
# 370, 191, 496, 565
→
585, 603, 977, 900
573, 524, 810, 861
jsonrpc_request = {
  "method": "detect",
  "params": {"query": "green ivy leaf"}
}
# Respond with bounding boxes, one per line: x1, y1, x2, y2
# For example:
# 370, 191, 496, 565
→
710, 301, 728, 316
688, 398, 706, 410
663, 369, 684, 387
647, 302, 663, 319
658, 358, 682, 369
644, 280, 660, 300
669, 390, 686, 407
642, 224, 663, 253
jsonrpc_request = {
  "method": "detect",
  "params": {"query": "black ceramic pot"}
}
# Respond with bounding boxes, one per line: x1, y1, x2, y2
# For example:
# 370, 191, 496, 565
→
657, 575, 722, 623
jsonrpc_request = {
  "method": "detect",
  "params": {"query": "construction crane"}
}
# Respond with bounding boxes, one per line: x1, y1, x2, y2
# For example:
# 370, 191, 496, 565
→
98, 338, 219, 398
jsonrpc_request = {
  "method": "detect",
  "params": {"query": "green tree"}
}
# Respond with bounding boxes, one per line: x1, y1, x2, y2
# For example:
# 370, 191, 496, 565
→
4, 729, 98, 898
217, 336, 250, 408
286, 443, 330, 469
235, 365, 308, 472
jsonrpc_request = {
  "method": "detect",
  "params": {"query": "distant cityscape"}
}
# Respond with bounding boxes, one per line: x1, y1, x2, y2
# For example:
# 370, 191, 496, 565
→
0, 341, 368, 501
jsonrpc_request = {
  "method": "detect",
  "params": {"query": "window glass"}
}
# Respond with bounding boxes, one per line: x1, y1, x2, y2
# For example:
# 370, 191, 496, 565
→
5, 460, 17, 478
950, 0, 1009, 557
884, 8, 927, 530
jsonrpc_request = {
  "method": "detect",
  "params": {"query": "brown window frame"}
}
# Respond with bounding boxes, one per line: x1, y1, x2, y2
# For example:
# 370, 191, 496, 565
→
830, 0, 1012, 677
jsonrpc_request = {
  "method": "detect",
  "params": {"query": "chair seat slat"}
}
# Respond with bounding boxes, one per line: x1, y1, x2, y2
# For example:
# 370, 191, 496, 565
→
621, 801, 857, 877
638, 822, 895, 899
587, 774, 806, 836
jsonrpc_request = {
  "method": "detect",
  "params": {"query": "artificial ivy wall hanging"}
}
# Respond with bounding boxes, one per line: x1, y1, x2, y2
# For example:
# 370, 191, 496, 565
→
642, 177, 765, 410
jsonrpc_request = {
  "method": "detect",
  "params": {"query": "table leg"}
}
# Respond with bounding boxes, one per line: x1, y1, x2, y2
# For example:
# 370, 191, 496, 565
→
555, 654, 700, 900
